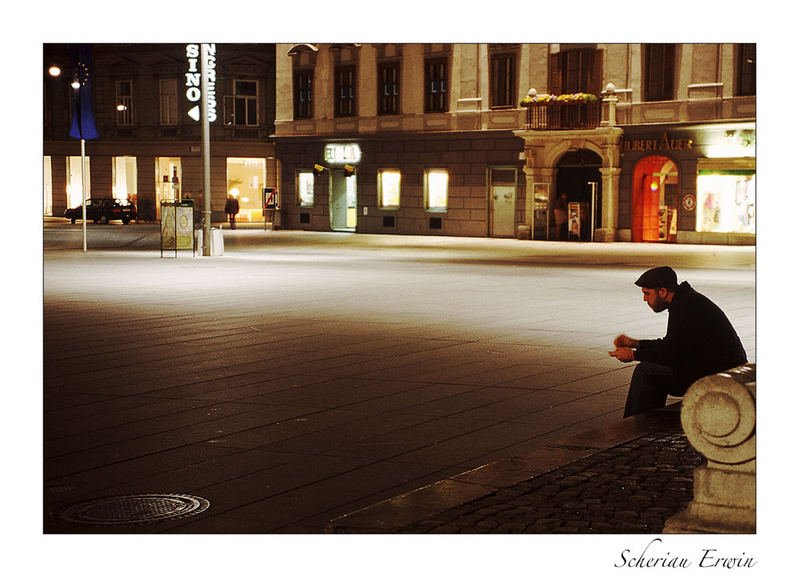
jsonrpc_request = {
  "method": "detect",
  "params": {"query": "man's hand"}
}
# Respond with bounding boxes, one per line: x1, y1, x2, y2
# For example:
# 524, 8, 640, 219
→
614, 334, 639, 349
609, 347, 636, 362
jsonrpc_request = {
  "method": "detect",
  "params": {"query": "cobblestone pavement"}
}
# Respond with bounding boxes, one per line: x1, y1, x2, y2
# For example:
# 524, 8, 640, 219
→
392, 423, 702, 534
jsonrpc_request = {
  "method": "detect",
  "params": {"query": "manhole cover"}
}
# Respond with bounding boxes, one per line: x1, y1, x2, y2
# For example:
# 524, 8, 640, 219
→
53, 493, 210, 525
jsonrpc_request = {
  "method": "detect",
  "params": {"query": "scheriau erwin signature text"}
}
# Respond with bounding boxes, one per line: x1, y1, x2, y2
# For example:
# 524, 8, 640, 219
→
615, 538, 757, 569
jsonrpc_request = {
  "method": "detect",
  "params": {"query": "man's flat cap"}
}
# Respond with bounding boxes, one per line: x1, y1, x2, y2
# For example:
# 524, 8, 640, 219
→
635, 266, 678, 289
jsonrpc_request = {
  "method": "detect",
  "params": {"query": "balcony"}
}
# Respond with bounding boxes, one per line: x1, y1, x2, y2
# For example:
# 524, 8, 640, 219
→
522, 94, 600, 130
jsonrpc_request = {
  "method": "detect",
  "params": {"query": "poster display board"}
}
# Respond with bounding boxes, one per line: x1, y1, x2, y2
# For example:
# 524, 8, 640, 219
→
161, 200, 195, 256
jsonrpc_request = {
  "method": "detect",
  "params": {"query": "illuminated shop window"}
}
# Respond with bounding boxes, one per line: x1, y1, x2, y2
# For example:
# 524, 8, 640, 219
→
227, 157, 267, 222
297, 171, 315, 206
67, 155, 91, 209
44, 156, 53, 216
113, 156, 137, 203
155, 157, 181, 219
425, 169, 448, 211
378, 170, 401, 208
696, 172, 755, 235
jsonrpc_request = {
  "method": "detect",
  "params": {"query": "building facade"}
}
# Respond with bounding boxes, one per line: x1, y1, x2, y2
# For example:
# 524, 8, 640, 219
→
43, 43, 277, 223
44, 43, 755, 245
273, 43, 755, 244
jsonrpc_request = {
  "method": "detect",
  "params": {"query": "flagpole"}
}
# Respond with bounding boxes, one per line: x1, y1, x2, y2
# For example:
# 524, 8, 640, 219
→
81, 138, 87, 252
69, 44, 98, 252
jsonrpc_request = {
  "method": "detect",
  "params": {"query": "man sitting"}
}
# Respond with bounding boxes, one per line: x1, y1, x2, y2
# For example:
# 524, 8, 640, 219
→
609, 266, 748, 417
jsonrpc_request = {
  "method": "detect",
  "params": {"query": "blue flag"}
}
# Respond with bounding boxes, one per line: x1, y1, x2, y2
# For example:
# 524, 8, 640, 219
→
68, 44, 99, 140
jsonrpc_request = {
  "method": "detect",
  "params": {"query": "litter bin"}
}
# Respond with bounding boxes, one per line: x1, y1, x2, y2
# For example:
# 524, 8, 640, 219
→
195, 228, 224, 256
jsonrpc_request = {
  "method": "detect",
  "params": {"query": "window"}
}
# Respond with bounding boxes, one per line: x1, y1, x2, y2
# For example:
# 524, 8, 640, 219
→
378, 62, 399, 115
644, 44, 676, 101
116, 80, 133, 126
159, 78, 178, 126
335, 66, 356, 117
490, 53, 516, 108
550, 48, 601, 95
294, 69, 313, 119
562, 51, 588, 93
696, 172, 755, 235
225, 80, 259, 126
424, 169, 448, 211
425, 58, 448, 112
297, 170, 315, 206
737, 44, 756, 96
378, 170, 401, 208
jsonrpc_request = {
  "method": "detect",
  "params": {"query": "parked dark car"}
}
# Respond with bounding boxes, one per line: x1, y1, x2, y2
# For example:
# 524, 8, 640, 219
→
64, 198, 137, 224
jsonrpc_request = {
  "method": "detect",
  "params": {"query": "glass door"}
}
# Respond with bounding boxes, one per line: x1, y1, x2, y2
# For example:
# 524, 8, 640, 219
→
155, 157, 181, 220
330, 169, 357, 231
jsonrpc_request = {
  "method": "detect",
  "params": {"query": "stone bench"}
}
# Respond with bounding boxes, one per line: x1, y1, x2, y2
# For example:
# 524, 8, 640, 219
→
664, 363, 756, 533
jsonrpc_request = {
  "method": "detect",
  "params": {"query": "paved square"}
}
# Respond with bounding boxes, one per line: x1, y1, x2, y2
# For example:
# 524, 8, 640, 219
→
42, 227, 755, 533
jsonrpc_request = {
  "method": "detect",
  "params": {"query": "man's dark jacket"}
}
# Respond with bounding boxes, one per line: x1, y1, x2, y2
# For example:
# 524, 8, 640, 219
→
634, 281, 747, 393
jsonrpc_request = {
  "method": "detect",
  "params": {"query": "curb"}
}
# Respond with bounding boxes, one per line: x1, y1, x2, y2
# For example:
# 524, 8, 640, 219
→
327, 404, 682, 533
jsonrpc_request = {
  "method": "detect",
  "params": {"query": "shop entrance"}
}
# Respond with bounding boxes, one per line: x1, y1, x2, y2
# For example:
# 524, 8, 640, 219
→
632, 155, 679, 242
555, 149, 602, 240
330, 169, 357, 231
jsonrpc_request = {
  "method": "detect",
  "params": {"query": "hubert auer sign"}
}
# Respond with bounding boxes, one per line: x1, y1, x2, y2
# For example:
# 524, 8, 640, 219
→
622, 133, 693, 153
185, 44, 217, 122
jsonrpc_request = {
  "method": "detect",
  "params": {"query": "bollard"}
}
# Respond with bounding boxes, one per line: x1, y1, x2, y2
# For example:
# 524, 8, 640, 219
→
664, 363, 755, 533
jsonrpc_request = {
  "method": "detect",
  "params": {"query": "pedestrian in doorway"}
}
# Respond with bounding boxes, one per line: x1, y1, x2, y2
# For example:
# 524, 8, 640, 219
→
554, 192, 568, 240
609, 266, 747, 418
225, 193, 240, 229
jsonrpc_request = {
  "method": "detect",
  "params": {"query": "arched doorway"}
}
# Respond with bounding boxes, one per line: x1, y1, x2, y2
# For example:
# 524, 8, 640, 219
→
555, 149, 602, 240
632, 155, 679, 242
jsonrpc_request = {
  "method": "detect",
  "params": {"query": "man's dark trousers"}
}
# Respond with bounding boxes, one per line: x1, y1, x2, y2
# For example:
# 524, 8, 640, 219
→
623, 361, 683, 418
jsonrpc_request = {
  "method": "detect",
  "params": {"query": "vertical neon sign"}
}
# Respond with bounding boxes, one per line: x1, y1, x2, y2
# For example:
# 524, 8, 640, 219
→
185, 44, 217, 122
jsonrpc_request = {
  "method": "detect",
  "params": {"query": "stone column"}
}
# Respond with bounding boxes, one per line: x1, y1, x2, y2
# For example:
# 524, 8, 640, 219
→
664, 364, 756, 533
523, 165, 535, 229
597, 166, 620, 242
